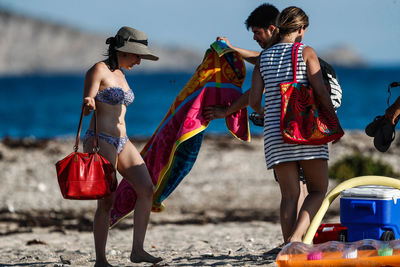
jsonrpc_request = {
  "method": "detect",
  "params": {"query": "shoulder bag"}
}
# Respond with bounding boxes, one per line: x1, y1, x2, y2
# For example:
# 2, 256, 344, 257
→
280, 42, 344, 145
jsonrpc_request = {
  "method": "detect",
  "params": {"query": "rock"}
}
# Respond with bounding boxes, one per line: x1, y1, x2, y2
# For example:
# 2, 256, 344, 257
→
26, 239, 47, 245
59, 255, 71, 264
107, 249, 117, 256
319, 45, 367, 67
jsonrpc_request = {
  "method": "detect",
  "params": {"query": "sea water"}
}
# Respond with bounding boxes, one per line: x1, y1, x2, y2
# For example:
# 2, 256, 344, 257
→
0, 66, 399, 139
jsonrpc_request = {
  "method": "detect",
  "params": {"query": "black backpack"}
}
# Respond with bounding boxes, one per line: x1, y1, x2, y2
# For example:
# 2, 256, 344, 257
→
319, 58, 342, 110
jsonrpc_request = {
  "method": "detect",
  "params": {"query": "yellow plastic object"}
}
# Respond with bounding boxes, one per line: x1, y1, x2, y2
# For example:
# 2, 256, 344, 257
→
303, 176, 400, 244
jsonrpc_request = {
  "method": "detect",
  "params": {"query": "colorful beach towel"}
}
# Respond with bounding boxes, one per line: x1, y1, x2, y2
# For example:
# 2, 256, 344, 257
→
110, 41, 249, 228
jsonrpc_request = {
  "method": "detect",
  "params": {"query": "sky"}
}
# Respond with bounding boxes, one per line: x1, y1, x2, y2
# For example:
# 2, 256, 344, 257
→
0, 0, 399, 65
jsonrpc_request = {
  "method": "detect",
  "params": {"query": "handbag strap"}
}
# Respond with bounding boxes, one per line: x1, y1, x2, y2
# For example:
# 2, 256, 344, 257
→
74, 104, 99, 152
291, 42, 303, 83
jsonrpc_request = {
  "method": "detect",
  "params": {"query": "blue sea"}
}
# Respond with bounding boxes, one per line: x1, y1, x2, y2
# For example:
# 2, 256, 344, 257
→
0, 66, 399, 139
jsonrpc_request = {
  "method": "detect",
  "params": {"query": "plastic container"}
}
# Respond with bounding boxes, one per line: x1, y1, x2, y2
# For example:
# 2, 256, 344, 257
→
340, 185, 400, 242
276, 239, 400, 266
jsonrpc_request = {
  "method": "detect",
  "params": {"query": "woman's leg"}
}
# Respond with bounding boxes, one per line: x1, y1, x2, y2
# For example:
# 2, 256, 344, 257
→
273, 162, 301, 243
117, 140, 162, 263
93, 195, 115, 267
288, 159, 328, 242
84, 138, 117, 267
297, 180, 308, 217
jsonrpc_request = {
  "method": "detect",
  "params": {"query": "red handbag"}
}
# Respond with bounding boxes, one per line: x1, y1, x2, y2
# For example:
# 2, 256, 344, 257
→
280, 43, 344, 145
55, 105, 116, 200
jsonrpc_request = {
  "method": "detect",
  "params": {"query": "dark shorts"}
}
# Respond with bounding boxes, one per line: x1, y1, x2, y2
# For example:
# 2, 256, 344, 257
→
273, 162, 306, 184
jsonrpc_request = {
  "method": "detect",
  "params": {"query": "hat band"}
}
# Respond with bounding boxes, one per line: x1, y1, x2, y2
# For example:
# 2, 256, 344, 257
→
127, 38, 148, 46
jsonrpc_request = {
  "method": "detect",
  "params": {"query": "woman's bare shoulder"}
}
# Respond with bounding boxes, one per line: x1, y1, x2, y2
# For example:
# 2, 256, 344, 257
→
88, 61, 109, 73
85, 61, 109, 79
302, 46, 318, 62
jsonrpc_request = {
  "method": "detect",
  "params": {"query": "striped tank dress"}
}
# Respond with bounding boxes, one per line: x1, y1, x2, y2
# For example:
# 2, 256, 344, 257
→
259, 43, 329, 169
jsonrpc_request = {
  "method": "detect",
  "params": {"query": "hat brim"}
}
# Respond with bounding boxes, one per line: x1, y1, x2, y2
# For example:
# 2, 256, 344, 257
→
116, 42, 159, 61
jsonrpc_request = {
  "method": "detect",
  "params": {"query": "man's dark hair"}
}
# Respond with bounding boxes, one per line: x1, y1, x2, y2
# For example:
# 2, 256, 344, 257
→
245, 3, 280, 30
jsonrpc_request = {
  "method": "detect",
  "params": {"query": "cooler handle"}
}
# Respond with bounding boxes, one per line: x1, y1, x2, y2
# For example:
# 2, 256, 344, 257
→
350, 200, 376, 214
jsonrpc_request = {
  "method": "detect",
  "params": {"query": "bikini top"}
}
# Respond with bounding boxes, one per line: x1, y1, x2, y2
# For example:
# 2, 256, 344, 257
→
95, 87, 134, 106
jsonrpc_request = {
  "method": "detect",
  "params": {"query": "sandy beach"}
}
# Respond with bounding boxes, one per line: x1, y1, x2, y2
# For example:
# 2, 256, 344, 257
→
0, 130, 399, 266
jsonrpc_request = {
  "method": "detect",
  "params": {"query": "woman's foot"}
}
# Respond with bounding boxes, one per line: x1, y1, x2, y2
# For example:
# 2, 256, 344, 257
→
130, 250, 162, 264
287, 233, 303, 243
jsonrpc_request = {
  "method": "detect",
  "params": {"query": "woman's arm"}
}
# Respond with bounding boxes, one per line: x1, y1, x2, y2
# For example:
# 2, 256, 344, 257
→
248, 58, 265, 115
303, 46, 337, 119
203, 90, 250, 121
82, 63, 103, 116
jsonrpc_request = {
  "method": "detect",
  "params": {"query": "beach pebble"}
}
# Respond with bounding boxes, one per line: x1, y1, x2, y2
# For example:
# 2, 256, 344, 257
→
37, 183, 47, 192
236, 247, 244, 252
202, 252, 214, 257
7, 202, 15, 213
26, 239, 47, 245
60, 255, 71, 264
107, 249, 118, 256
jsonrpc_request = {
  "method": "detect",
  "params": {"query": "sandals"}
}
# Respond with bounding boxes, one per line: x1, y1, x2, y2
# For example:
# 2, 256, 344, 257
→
365, 82, 400, 152
365, 115, 396, 152
374, 119, 396, 152
365, 116, 386, 137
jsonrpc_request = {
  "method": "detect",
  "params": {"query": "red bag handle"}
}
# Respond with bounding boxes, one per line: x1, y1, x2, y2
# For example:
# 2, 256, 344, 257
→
73, 104, 99, 153
291, 42, 303, 83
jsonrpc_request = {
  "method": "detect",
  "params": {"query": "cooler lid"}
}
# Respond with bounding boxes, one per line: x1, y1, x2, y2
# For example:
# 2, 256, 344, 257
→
340, 185, 400, 199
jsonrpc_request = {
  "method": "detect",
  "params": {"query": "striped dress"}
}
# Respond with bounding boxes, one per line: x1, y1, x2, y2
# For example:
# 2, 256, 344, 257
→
259, 43, 329, 169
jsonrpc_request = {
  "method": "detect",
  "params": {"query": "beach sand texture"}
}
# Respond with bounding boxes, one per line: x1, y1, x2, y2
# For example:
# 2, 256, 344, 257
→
0, 131, 398, 266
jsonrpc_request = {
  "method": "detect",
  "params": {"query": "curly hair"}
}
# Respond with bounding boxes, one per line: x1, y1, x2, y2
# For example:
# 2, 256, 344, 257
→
245, 3, 280, 30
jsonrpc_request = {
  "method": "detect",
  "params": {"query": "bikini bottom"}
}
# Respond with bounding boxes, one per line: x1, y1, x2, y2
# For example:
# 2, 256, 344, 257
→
83, 129, 129, 154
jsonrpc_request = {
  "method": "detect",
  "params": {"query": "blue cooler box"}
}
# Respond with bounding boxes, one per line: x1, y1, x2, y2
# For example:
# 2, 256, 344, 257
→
340, 185, 400, 242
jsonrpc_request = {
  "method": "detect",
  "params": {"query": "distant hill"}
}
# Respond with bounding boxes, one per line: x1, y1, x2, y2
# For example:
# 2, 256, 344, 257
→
0, 9, 368, 75
318, 45, 367, 67
0, 9, 203, 75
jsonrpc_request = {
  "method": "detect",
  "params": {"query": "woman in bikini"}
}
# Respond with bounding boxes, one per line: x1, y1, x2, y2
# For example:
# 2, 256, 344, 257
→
82, 26, 162, 267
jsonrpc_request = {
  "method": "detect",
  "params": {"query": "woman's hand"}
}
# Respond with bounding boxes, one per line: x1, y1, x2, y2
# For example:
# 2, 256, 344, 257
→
203, 105, 227, 121
385, 100, 400, 125
83, 97, 95, 116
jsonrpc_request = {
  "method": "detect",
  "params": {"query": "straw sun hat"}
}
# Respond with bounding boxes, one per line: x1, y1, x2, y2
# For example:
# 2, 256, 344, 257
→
110, 26, 159, 61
